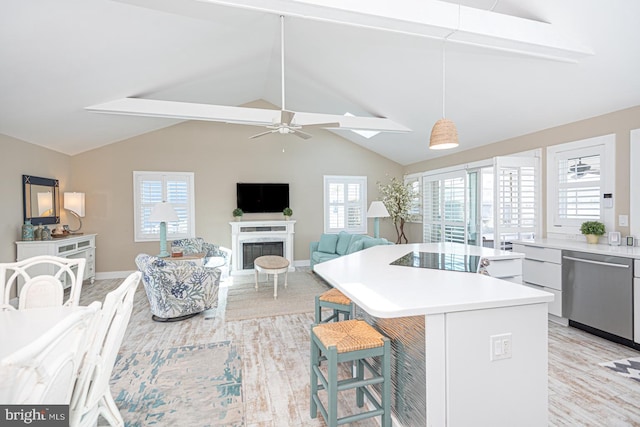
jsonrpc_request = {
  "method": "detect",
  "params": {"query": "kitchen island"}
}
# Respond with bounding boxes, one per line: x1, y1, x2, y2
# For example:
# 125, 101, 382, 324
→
313, 242, 554, 427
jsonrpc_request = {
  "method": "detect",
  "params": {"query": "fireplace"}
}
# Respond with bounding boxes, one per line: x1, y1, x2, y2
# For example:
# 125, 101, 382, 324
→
242, 241, 284, 269
229, 220, 296, 275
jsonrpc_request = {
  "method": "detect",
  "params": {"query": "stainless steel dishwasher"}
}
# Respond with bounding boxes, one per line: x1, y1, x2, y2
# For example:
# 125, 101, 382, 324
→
562, 250, 634, 343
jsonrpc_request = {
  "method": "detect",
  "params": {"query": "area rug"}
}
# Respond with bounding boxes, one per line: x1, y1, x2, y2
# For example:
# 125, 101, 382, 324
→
599, 356, 640, 383
110, 341, 243, 427
224, 271, 330, 321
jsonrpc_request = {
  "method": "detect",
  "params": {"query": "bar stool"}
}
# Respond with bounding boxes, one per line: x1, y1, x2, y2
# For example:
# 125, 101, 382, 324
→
310, 319, 391, 427
315, 288, 353, 324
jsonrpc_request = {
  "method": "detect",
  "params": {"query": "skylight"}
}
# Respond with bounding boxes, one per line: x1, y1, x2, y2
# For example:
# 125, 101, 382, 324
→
344, 113, 381, 139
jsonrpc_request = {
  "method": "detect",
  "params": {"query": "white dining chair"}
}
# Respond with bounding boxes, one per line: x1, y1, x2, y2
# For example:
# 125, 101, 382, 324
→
0, 301, 100, 404
70, 271, 142, 427
0, 255, 86, 308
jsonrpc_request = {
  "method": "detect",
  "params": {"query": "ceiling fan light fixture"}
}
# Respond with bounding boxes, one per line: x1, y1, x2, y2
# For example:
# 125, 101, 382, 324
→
429, 118, 459, 150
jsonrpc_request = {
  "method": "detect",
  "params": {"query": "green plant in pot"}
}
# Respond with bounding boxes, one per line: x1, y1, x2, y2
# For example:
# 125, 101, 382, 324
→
283, 207, 293, 220
232, 208, 243, 221
580, 221, 605, 244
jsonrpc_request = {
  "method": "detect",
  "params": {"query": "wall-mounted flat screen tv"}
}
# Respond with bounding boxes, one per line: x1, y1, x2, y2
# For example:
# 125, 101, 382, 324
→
236, 183, 289, 213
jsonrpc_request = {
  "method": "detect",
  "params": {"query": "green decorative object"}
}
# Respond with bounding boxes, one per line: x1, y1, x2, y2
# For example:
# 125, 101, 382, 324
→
21, 220, 34, 241
283, 207, 293, 219
42, 225, 52, 241
580, 221, 605, 244
232, 208, 243, 221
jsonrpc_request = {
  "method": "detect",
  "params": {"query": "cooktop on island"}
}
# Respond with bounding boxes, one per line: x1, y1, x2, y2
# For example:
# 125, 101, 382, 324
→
390, 251, 481, 273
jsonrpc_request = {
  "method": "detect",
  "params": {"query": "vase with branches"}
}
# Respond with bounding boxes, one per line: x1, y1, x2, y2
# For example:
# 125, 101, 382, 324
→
378, 177, 413, 244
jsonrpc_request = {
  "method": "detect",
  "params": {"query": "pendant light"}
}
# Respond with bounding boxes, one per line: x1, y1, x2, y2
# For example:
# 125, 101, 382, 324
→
429, 6, 460, 150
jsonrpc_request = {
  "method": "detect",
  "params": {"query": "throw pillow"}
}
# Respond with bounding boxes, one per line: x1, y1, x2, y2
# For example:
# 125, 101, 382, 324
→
318, 234, 339, 254
346, 238, 365, 254
362, 237, 388, 249
335, 231, 353, 256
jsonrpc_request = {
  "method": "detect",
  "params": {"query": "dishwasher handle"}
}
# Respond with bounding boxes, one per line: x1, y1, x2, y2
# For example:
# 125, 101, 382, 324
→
562, 255, 630, 269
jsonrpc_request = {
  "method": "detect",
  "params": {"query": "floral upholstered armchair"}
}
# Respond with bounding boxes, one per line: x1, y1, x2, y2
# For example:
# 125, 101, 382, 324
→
171, 237, 232, 278
134, 253, 221, 322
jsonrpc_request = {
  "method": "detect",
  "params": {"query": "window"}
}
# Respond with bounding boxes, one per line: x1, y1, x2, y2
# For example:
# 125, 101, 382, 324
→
133, 171, 195, 242
547, 135, 615, 234
323, 176, 367, 234
422, 171, 467, 244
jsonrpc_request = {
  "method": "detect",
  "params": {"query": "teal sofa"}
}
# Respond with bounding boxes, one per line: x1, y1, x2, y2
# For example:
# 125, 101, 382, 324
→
310, 231, 393, 269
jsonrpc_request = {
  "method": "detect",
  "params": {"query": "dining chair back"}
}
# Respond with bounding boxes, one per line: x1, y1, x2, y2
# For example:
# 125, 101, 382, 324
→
0, 302, 100, 404
70, 271, 141, 427
0, 255, 86, 308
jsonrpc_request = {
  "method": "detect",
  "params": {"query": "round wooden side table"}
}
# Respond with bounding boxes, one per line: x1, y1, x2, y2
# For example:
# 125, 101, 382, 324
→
254, 255, 289, 299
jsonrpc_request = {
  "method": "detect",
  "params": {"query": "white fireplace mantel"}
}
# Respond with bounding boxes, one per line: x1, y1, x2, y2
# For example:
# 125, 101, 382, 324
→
229, 220, 296, 275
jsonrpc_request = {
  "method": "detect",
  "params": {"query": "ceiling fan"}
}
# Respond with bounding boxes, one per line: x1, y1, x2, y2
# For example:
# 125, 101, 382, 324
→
85, 17, 410, 138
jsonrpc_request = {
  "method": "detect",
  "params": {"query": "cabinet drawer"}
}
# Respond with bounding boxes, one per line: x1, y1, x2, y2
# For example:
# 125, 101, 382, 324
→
517, 245, 562, 263
522, 282, 562, 317
523, 259, 562, 290
485, 258, 522, 279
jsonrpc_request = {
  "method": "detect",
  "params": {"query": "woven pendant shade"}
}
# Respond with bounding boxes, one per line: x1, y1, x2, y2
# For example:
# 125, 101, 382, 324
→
429, 118, 459, 150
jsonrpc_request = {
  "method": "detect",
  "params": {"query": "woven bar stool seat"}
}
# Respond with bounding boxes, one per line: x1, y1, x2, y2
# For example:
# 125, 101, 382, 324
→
315, 288, 353, 324
310, 319, 391, 427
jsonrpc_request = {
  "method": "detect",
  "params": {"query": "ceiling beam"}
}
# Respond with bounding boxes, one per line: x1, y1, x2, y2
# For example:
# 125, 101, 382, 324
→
182, 0, 593, 62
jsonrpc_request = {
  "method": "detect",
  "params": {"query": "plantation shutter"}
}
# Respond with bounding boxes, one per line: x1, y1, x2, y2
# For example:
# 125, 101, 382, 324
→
324, 176, 367, 234
557, 153, 602, 223
134, 172, 194, 242
422, 171, 467, 244
493, 156, 539, 249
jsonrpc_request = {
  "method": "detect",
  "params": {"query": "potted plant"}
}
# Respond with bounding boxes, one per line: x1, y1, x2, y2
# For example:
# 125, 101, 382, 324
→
283, 207, 293, 220
232, 208, 243, 221
377, 177, 413, 244
580, 221, 605, 244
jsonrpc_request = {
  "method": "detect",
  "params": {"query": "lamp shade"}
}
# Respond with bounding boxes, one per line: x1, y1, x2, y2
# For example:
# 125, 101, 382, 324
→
429, 118, 459, 150
367, 201, 390, 218
64, 192, 85, 217
149, 201, 178, 222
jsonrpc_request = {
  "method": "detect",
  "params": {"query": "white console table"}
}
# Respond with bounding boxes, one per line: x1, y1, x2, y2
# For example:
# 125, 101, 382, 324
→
15, 234, 97, 287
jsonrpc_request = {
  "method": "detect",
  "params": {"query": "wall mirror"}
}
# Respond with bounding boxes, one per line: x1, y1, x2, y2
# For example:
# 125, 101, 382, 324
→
23, 175, 60, 225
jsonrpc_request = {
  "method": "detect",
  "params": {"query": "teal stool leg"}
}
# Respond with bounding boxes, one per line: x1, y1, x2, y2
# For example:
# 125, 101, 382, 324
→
314, 295, 322, 323
356, 357, 364, 407
310, 326, 319, 419
382, 338, 391, 427
327, 345, 338, 427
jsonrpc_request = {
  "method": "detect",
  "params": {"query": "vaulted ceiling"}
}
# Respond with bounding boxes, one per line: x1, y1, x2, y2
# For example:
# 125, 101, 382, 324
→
2, 0, 640, 165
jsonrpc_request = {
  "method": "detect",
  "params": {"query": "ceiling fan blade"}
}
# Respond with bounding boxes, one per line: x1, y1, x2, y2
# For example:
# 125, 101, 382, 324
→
281, 110, 295, 125
86, 98, 282, 125
249, 130, 275, 139
302, 122, 341, 129
293, 129, 312, 140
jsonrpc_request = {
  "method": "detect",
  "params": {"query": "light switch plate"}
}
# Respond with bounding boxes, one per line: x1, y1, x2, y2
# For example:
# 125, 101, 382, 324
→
619, 215, 629, 227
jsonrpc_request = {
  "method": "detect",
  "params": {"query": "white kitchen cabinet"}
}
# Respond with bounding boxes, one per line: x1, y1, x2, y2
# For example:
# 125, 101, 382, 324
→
513, 243, 563, 318
484, 257, 522, 283
15, 234, 97, 288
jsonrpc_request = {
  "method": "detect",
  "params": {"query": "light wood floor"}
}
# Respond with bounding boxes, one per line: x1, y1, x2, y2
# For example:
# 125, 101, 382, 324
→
81, 276, 640, 426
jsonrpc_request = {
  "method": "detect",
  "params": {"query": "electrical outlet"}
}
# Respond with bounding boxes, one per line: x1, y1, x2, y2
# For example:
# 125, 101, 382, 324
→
490, 333, 512, 361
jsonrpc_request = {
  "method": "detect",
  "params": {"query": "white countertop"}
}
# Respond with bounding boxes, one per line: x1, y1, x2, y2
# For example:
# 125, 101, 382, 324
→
513, 238, 640, 259
313, 242, 553, 318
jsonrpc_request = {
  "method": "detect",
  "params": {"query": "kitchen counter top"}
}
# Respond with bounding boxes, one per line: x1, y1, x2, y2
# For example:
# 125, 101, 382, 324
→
513, 238, 640, 259
313, 242, 552, 318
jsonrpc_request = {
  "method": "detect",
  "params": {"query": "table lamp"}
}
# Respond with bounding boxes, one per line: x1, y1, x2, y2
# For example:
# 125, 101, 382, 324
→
64, 192, 85, 234
367, 201, 390, 238
149, 201, 179, 257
